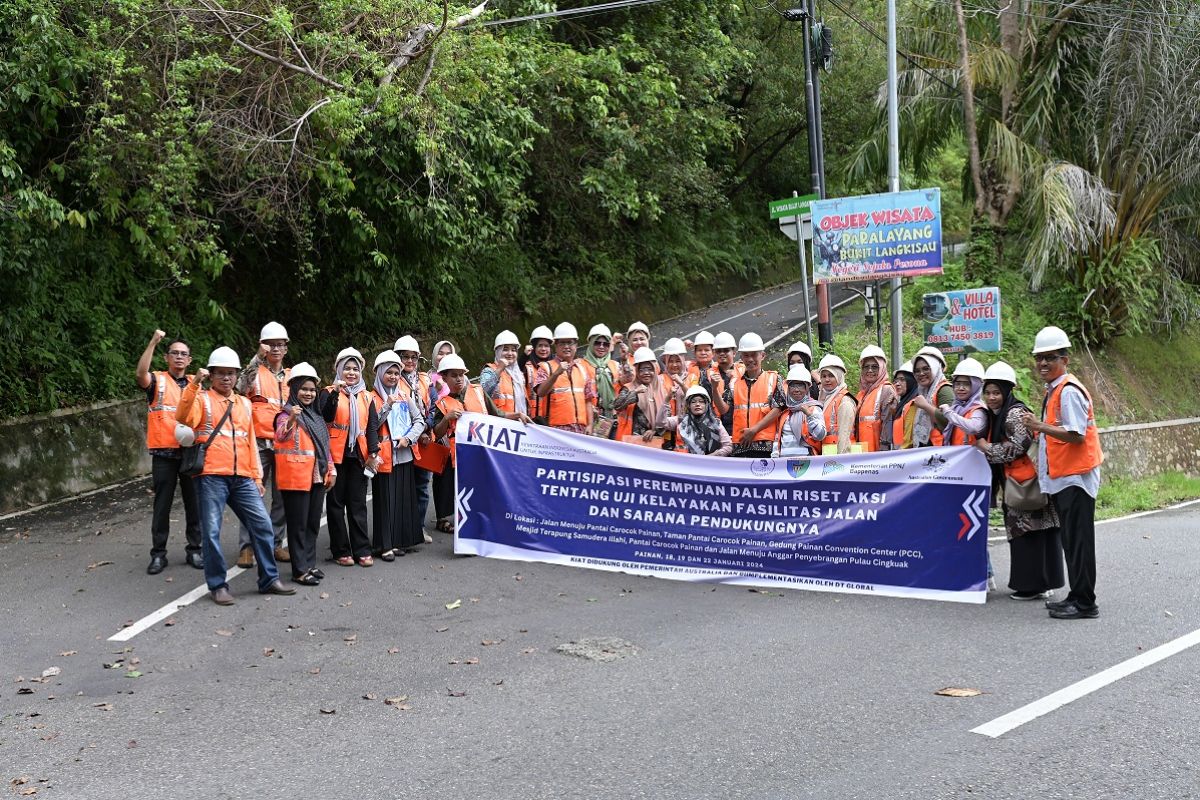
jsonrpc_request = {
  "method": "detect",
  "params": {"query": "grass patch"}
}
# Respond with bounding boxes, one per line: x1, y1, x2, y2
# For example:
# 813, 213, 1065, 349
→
1096, 472, 1200, 520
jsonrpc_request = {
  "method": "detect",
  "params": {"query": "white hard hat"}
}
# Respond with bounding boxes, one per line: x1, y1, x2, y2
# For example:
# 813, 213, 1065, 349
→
738, 332, 766, 353
952, 357, 986, 380
627, 321, 650, 336
335, 347, 364, 366
393, 335, 420, 354
896, 360, 914, 374
207, 346, 241, 369
529, 325, 554, 343
983, 361, 1017, 384
785, 364, 812, 384
493, 330, 520, 349
373, 350, 402, 372
437, 353, 468, 373
174, 422, 196, 447
259, 321, 289, 342
818, 353, 846, 372
788, 340, 812, 360
553, 322, 579, 341
289, 361, 319, 383
713, 332, 737, 350
860, 344, 887, 363
587, 323, 613, 340
914, 345, 947, 368
1032, 325, 1072, 354
632, 346, 658, 365
662, 337, 688, 356
684, 385, 711, 402
693, 331, 715, 347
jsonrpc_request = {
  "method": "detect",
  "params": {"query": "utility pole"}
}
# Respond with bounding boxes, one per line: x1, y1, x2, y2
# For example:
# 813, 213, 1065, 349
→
886, 0, 904, 366
786, 4, 833, 349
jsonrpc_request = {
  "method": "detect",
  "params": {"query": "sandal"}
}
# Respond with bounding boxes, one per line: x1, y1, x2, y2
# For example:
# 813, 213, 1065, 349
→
357, 555, 374, 567
310, 568, 326, 579
293, 572, 321, 586
436, 518, 454, 534
378, 550, 396, 562
335, 556, 354, 567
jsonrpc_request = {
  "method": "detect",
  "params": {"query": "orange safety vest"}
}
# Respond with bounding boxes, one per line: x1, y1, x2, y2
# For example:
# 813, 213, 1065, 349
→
981, 415, 1038, 482
486, 362, 530, 415
250, 364, 290, 440
773, 409, 823, 455
892, 398, 917, 450
370, 392, 394, 474
730, 371, 781, 444
1042, 375, 1104, 478
685, 363, 726, 395
193, 391, 259, 479
821, 387, 859, 448
855, 382, 888, 452
945, 402, 986, 446
146, 371, 185, 450
274, 423, 321, 491
927, 379, 953, 446
544, 360, 590, 428
437, 385, 488, 465
327, 390, 371, 465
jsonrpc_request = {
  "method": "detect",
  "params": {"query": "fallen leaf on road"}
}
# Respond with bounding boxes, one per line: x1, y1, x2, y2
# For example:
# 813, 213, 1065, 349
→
1165, 610, 1174, 617
164, 618, 177, 627
319, 708, 336, 714
481, 639, 501, 646
339, 601, 353, 608
18, 788, 38, 796
127, 740, 137, 748
93, 702, 114, 711
586, 598, 598, 603
362, 693, 377, 701
514, 574, 523, 581
129, 657, 140, 666
445, 599, 462, 610
469, 598, 480, 603
386, 647, 400, 655
520, 648, 536, 655
85, 561, 113, 571
102, 661, 122, 669
493, 680, 504, 686
343, 634, 357, 643
384, 696, 409, 706
58, 651, 77, 657
319, 592, 330, 600
448, 659, 461, 665
309, 667, 321, 675
464, 657, 479, 665
436, 627, 449, 633
934, 687, 983, 697
214, 629, 233, 637
164, 577, 173, 583
41, 667, 61, 679
11, 776, 30, 785
263, 648, 275, 657
17, 687, 34, 694
447, 688, 467, 697
124, 671, 142, 679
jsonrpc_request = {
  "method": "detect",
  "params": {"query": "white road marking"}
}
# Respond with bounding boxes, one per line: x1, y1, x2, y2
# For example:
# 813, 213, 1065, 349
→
761, 295, 859, 349
1097, 497, 1200, 524
0, 477, 145, 521
109, 492, 374, 641
971, 626, 1200, 738
676, 290, 806, 340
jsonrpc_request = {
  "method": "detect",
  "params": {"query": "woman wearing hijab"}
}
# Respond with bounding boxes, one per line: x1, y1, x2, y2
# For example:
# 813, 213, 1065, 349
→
427, 339, 457, 534
394, 335, 433, 543
580, 324, 621, 431
974, 361, 1064, 600
942, 358, 988, 445
890, 360, 920, 449
661, 386, 733, 456
274, 362, 335, 586
855, 345, 897, 451
613, 347, 671, 444
322, 347, 380, 567
816, 354, 858, 454
370, 351, 426, 561
481, 331, 530, 417
772, 365, 826, 457
908, 346, 954, 447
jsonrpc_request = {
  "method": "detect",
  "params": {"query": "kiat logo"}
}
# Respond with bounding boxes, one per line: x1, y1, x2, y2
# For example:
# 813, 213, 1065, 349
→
786, 460, 811, 478
821, 460, 845, 476
466, 421, 526, 452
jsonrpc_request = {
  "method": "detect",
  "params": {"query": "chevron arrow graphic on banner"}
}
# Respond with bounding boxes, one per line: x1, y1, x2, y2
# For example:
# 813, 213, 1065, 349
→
456, 487, 475, 530
958, 489, 984, 541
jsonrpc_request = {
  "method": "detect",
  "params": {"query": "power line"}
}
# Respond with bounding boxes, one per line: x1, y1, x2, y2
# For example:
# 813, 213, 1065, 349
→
960, 1, 1198, 38
480, 0, 675, 27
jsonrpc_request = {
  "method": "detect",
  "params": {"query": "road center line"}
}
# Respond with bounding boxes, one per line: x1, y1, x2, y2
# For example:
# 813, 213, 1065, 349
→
761, 294, 858, 349
109, 492, 374, 641
675, 290, 805, 340
971, 626, 1200, 738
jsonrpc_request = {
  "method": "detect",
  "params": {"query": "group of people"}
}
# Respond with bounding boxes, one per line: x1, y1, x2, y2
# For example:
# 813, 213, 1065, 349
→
139, 319, 1101, 620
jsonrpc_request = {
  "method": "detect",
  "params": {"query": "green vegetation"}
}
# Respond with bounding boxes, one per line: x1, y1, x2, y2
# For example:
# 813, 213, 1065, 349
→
1, 0, 1197, 418
1096, 473, 1200, 521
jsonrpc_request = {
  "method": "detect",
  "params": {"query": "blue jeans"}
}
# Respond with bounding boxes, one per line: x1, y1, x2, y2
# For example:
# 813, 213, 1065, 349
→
196, 475, 280, 592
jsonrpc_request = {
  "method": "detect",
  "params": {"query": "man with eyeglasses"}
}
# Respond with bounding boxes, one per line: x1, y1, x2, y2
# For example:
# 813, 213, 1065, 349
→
234, 322, 292, 568
1022, 326, 1104, 620
136, 329, 203, 574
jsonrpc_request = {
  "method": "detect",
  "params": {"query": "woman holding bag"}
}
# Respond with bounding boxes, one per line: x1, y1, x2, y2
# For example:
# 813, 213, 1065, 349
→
974, 361, 1064, 601
370, 350, 427, 560
274, 363, 335, 586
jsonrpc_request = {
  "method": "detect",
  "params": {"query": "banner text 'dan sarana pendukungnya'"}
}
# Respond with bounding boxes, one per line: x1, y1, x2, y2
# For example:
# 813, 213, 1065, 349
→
453, 414, 991, 603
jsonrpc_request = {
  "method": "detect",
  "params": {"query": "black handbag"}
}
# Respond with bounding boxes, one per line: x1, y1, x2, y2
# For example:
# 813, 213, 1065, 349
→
179, 401, 235, 478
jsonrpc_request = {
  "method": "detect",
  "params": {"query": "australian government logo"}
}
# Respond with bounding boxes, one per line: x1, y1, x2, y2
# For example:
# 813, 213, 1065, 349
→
786, 459, 811, 479
751, 458, 776, 477
907, 452, 963, 481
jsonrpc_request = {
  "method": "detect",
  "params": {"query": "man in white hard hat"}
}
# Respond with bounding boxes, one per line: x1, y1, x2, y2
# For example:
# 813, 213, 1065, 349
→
234, 322, 292, 568
721, 333, 785, 457
1023, 326, 1103, 620
533, 323, 596, 434
135, 329, 203, 574
711, 331, 741, 432
176, 347, 296, 605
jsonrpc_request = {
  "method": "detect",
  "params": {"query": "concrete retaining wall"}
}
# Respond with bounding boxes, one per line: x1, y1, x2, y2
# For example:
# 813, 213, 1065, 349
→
1, 400, 1198, 515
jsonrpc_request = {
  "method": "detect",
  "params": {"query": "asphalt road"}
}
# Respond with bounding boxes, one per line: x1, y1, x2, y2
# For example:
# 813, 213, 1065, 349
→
2, 284, 1198, 798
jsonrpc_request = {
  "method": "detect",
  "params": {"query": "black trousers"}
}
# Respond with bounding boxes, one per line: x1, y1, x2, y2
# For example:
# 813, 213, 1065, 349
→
1052, 486, 1097, 610
433, 464, 456, 520
326, 454, 371, 559
281, 485, 325, 578
150, 454, 201, 557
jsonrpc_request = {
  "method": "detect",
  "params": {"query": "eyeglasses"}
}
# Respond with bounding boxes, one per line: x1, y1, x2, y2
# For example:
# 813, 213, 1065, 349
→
861, 364, 880, 372
594, 340, 610, 347
267, 343, 288, 351
399, 353, 419, 360
167, 350, 190, 357
953, 380, 973, 388
913, 366, 932, 375
1034, 353, 1061, 363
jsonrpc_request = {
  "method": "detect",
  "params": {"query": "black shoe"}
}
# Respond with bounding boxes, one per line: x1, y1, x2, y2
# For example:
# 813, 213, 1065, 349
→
147, 555, 167, 575
310, 568, 325, 580
186, 552, 204, 570
1049, 602, 1099, 620
1045, 597, 1072, 610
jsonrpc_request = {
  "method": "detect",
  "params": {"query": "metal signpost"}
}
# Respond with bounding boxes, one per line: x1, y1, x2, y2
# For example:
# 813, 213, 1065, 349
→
770, 192, 818, 353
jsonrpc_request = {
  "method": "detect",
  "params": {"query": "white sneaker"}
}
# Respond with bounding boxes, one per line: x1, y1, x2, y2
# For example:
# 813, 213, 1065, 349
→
987, 576, 998, 591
